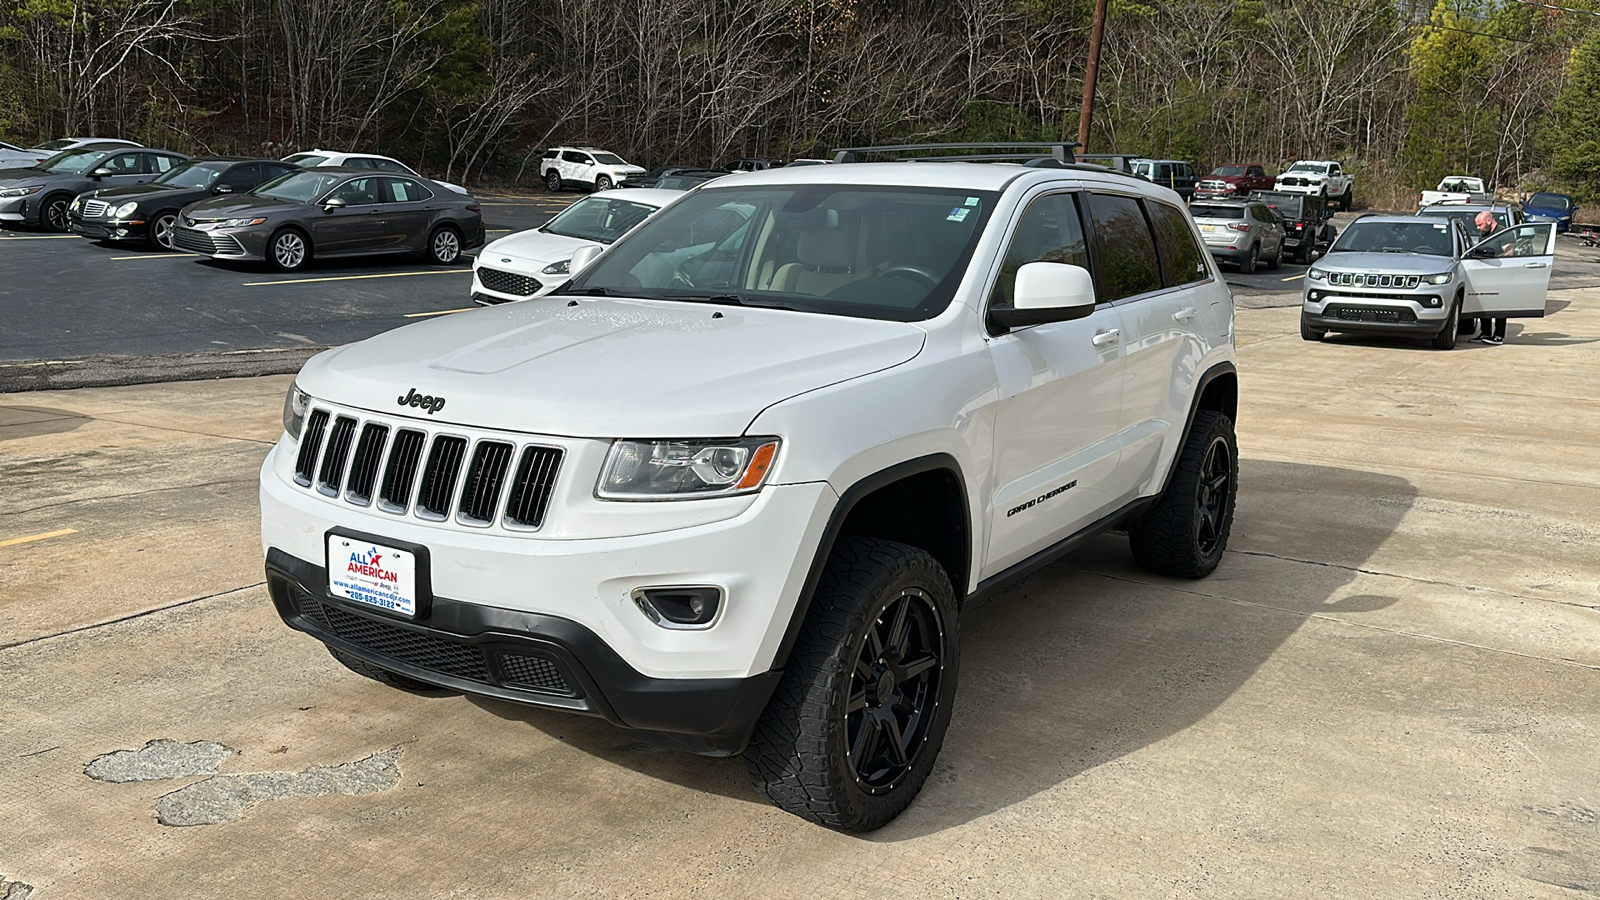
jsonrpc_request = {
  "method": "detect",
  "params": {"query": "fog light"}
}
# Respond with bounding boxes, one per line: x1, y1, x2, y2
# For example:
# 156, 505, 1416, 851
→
633, 586, 722, 628
1309, 291, 1321, 301
1425, 296, 1441, 308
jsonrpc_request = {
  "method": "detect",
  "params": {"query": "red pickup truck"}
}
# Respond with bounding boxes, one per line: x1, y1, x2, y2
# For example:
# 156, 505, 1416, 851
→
1194, 164, 1274, 200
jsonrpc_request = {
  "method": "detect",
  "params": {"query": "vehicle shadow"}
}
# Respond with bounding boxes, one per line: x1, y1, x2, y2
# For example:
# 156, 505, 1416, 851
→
0, 405, 89, 442
1502, 323, 1598, 346
469, 460, 1418, 832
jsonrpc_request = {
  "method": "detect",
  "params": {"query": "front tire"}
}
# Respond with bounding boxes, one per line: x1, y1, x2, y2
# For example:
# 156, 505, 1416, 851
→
744, 537, 959, 832
1129, 410, 1238, 578
42, 194, 71, 232
544, 170, 562, 192
1339, 186, 1353, 210
426, 224, 462, 265
594, 175, 612, 192
267, 228, 310, 272
1300, 315, 1325, 341
148, 210, 179, 250
1431, 297, 1460, 350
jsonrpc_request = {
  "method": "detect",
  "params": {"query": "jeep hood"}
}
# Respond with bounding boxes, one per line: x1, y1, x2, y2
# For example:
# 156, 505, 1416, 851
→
296, 297, 927, 437
1317, 252, 1456, 274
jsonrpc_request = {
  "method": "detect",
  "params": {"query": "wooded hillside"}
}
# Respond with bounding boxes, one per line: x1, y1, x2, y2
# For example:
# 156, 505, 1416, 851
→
2, 0, 1597, 204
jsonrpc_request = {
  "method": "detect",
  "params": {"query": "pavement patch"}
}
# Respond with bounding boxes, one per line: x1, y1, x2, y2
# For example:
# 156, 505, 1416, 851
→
84, 738, 235, 783
153, 747, 403, 827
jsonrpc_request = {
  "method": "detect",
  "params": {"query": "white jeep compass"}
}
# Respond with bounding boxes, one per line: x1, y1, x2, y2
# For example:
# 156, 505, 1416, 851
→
261, 144, 1240, 832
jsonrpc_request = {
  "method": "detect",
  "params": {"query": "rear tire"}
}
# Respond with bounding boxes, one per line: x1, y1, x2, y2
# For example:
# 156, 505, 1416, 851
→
1129, 410, 1238, 578
425, 224, 462, 265
744, 537, 959, 833
1267, 242, 1283, 270
1339, 186, 1353, 210
327, 646, 441, 692
544, 170, 562, 192
1239, 243, 1258, 274
1294, 241, 1312, 264
1431, 297, 1460, 350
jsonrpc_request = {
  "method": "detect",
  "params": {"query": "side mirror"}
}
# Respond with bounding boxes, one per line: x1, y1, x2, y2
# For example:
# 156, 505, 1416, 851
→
321, 196, 347, 211
213, 183, 234, 194
989, 263, 1097, 329
90, 167, 113, 178
569, 244, 604, 272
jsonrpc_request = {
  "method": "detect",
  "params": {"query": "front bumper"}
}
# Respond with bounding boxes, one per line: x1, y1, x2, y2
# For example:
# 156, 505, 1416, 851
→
266, 549, 781, 754
68, 213, 148, 241
172, 223, 262, 260
1302, 288, 1451, 334
0, 194, 35, 223
1274, 183, 1327, 197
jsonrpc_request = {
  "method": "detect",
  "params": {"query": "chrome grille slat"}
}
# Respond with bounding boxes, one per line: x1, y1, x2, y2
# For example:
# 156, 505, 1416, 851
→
416, 436, 469, 520
293, 410, 331, 486
379, 429, 428, 512
504, 446, 564, 528
83, 199, 109, 218
345, 423, 390, 506
316, 416, 358, 496
458, 441, 515, 525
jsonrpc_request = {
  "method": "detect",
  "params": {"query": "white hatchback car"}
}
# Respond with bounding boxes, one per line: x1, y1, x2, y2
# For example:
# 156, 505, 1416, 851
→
282, 149, 467, 194
472, 188, 681, 304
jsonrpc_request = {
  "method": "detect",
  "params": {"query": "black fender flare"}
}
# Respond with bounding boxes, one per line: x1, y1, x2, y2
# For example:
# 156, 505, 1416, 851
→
769, 453, 971, 671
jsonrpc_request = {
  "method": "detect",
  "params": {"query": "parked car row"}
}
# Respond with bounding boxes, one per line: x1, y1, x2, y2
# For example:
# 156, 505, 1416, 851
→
1, 139, 487, 270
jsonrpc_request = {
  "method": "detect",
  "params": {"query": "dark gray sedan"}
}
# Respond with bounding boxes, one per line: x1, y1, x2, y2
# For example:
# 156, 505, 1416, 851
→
172, 166, 484, 271
0, 144, 189, 231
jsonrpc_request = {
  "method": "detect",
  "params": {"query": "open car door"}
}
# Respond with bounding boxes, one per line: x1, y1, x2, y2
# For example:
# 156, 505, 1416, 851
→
1460, 222, 1556, 318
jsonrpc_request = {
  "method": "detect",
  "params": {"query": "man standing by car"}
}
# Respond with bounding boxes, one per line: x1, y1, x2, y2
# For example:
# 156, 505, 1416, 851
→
1472, 211, 1509, 345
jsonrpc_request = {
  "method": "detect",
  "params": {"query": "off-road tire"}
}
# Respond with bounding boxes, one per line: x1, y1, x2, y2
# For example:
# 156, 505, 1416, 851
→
148, 209, 179, 250
544, 170, 562, 192
425, 224, 462, 265
1294, 240, 1312, 264
327, 646, 441, 692
743, 537, 960, 833
1129, 410, 1238, 578
1300, 316, 1325, 341
267, 227, 310, 272
1339, 186, 1353, 210
1430, 296, 1460, 350
1239, 243, 1258, 274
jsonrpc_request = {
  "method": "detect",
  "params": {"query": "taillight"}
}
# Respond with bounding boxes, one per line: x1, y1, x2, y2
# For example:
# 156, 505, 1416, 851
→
1294, 223, 1304, 230
466, 203, 482, 212
1228, 222, 1251, 232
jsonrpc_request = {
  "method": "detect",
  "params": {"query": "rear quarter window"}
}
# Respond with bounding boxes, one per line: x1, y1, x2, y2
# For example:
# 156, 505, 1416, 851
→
1149, 202, 1208, 286
1087, 193, 1163, 300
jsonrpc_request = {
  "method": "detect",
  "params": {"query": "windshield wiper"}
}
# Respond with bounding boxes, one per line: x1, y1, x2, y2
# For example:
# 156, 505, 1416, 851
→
664, 292, 811, 312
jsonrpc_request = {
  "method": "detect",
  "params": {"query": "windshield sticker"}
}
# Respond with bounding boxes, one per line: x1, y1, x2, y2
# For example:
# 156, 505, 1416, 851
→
1433, 224, 1446, 230
964, 196, 980, 207
947, 207, 971, 222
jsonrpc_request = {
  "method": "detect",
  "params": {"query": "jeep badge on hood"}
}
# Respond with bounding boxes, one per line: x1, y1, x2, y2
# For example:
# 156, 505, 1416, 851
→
398, 388, 446, 414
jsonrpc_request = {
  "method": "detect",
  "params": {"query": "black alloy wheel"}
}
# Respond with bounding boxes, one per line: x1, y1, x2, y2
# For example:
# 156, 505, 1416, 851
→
43, 195, 70, 232
545, 170, 562, 192
1192, 432, 1233, 559
845, 587, 946, 795
1129, 410, 1238, 578
149, 210, 179, 250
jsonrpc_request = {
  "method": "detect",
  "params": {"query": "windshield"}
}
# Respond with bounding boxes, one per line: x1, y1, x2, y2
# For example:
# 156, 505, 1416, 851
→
1257, 197, 1305, 219
1287, 163, 1326, 174
591, 152, 627, 166
1418, 206, 1509, 237
567, 185, 997, 322
153, 161, 223, 189
1211, 166, 1246, 177
1529, 193, 1572, 210
542, 196, 661, 242
35, 139, 76, 152
1330, 220, 1453, 256
656, 173, 722, 190
282, 153, 327, 166
1189, 203, 1245, 220
41, 148, 112, 174
253, 170, 344, 202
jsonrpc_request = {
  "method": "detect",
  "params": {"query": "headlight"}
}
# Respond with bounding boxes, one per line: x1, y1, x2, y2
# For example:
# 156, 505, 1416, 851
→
112, 201, 138, 219
1422, 272, 1451, 285
541, 259, 571, 275
282, 384, 311, 440
0, 185, 41, 198
597, 438, 780, 500
1307, 268, 1326, 281
222, 217, 267, 228
71, 197, 83, 211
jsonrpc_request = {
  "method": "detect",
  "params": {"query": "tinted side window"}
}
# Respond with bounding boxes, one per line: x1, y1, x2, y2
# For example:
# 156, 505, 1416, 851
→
328, 177, 381, 205
1248, 166, 1264, 177
220, 164, 259, 189
150, 154, 180, 174
1087, 193, 1163, 301
259, 164, 296, 183
382, 178, 433, 203
562, 151, 587, 164
103, 152, 143, 174
1149, 201, 1207, 287
368, 158, 407, 173
542, 149, 559, 159
990, 192, 1089, 308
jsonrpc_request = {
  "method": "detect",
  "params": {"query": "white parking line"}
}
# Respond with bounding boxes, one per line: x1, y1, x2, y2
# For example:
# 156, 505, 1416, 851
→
0, 234, 78, 240
109, 253, 190, 260
242, 270, 471, 287
404, 308, 476, 318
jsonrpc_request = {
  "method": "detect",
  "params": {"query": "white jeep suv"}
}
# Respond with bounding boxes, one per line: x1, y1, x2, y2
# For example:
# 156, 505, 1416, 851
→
261, 146, 1240, 832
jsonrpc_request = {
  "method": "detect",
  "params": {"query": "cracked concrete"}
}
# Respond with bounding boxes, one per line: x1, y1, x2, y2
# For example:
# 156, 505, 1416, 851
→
154, 748, 403, 827
84, 739, 235, 783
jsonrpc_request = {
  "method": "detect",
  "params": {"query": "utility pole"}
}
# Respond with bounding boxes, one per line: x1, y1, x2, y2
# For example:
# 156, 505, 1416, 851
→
1077, 0, 1110, 155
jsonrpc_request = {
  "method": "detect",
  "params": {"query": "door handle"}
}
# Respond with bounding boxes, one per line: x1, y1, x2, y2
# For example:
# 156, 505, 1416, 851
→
1091, 328, 1121, 348
1525, 261, 1548, 268
1173, 306, 1197, 321
368, 209, 384, 215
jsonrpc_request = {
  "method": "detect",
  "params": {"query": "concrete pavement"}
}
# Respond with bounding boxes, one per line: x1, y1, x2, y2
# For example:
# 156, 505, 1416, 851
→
1, 297, 1597, 898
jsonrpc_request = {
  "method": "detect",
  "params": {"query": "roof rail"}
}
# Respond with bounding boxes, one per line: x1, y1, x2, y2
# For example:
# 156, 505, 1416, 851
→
830, 141, 1080, 164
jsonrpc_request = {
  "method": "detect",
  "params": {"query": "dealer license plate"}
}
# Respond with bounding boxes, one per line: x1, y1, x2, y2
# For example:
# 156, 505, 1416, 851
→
1200, 224, 1223, 234
327, 535, 417, 617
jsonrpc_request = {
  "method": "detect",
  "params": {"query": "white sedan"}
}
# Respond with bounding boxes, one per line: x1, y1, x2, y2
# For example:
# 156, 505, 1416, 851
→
281, 149, 468, 195
471, 188, 680, 304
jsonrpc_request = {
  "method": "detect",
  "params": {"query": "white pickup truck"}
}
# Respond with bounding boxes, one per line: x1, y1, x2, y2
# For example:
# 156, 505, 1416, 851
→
1274, 160, 1355, 210
1418, 176, 1491, 209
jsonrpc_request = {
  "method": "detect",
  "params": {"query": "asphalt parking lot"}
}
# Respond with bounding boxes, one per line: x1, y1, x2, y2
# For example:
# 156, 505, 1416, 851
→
0, 193, 572, 390
2, 288, 1597, 897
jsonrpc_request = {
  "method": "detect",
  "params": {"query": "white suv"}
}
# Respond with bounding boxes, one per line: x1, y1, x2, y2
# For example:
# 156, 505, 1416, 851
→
538, 146, 647, 193
261, 146, 1239, 832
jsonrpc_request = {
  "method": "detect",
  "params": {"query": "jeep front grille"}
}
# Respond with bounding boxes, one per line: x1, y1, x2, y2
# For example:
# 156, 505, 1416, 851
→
1327, 272, 1421, 289
476, 266, 543, 297
292, 407, 564, 531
